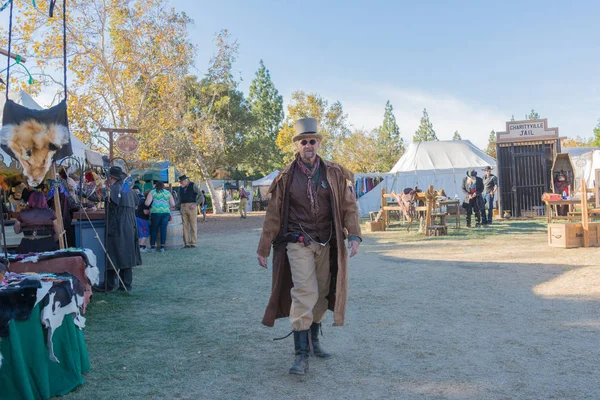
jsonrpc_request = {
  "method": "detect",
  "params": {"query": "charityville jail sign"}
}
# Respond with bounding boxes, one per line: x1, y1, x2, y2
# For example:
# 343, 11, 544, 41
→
496, 119, 559, 142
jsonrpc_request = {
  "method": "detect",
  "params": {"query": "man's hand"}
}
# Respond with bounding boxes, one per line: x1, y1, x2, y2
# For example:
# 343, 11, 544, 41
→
189, 204, 196, 210
257, 254, 268, 268
348, 240, 360, 258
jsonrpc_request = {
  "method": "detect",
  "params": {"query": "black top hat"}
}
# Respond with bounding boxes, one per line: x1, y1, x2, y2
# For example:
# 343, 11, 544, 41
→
466, 169, 477, 177
109, 166, 126, 180
178, 175, 189, 182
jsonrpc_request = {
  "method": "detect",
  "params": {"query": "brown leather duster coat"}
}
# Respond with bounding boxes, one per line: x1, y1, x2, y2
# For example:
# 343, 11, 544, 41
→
257, 159, 361, 327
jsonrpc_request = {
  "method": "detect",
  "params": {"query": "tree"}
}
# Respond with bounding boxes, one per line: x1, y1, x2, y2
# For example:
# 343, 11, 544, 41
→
593, 119, 600, 147
373, 101, 404, 172
486, 130, 497, 158
166, 31, 252, 213
276, 91, 350, 164
452, 131, 462, 140
528, 109, 540, 120
244, 60, 284, 177
413, 108, 438, 142
561, 136, 592, 148
337, 129, 380, 173
1, 0, 195, 157
511, 115, 515, 121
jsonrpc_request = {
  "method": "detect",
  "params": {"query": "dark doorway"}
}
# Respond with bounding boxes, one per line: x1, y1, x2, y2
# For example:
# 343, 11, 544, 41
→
497, 140, 560, 217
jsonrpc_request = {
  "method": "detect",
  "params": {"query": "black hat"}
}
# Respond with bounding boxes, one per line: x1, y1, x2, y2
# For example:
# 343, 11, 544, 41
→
483, 166, 493, 171
178, 175, 189, 182
466, 169, 477, 177
109, 166, 126, 180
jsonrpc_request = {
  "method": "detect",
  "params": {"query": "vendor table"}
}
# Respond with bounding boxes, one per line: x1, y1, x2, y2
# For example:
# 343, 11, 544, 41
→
0, 273, 90, 400
0, 304, 90, 400
439, 199, 461, 229
9, 256, 93, 313
226, 200, 240, 213
543, 199, 581, 223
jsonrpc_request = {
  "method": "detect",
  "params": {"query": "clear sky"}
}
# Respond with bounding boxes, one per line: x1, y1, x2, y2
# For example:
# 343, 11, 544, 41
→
170, 0, 600, 148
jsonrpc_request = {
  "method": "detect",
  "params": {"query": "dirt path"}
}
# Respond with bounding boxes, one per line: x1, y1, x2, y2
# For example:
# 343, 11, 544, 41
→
67, 213, 600, 400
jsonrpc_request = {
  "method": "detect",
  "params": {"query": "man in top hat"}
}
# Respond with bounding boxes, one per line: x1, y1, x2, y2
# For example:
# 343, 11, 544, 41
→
482, 166, 498, 225
104, 166, 142, 291
178, 174, 202, 248
257, 117, 361, 375
462, 169, 484, 228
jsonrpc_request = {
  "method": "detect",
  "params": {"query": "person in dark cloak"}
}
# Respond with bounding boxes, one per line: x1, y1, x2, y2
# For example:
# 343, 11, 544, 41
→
105, 166, 142, 291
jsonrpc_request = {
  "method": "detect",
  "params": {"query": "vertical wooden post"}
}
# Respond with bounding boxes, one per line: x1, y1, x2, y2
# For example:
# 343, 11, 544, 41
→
381, 188, 387, 228
108, 131, 114, 160
50, 165, 65, 249
425, 185, 434, 237
581, 178, 589, 248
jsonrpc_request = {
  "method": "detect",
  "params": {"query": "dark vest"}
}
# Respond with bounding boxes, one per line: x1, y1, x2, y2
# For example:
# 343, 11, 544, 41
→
180, 183, 197, 203
288, 163, 333, 243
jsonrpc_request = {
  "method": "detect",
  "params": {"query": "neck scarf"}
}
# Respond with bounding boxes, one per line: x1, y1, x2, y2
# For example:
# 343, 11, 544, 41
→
295, 153, 321, 215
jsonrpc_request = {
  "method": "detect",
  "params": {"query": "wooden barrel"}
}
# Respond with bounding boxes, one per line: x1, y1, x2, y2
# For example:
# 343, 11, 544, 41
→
156, 211, 184, 249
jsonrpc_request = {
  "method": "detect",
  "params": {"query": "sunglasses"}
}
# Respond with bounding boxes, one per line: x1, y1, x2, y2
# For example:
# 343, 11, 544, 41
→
300, 139, 317, 146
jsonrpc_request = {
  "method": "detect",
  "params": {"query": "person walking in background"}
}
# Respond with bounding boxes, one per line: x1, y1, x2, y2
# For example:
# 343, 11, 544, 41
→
198, 190, 207, 222
257, 118, 361, 375
145, 181, 175, 253
462, 169, 484, 228
178, 175, 202, 248
136, 188, 151, 252
482, 166, 498, 225
239, 186, 249, 219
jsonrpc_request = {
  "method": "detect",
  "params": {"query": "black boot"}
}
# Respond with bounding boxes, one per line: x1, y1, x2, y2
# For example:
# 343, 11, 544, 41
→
310, 322, 331, 359
289, 330, 310, 375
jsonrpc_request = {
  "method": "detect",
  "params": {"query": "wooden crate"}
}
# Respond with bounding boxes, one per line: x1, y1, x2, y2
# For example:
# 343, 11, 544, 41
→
548, 222, 600, 248
364, 221, 385, 232
587, 222, 600, 247
548, 223, 584, 248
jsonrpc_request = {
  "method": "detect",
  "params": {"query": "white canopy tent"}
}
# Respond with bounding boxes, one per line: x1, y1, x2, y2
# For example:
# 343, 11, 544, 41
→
357, 140, 497, 216
252, 170, 280, 199
563, 147, 600, 191
0, 91, 104, 167
252, 170, 280, 187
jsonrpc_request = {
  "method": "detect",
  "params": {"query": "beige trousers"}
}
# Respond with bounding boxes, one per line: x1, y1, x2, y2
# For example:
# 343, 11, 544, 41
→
239, 198, 248, 217
287, 242, 331, 331
181, 204, 198, 246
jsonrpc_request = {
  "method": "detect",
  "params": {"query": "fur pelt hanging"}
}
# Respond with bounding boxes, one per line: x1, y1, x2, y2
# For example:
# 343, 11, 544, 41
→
0, 100, 72, 187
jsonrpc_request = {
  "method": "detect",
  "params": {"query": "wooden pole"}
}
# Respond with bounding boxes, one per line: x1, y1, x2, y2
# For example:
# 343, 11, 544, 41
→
50, 165, 66, 249
100, 127, 139, 161
581, 178, 589, 248
425, 185, 435, 237
0, 49, 27, 63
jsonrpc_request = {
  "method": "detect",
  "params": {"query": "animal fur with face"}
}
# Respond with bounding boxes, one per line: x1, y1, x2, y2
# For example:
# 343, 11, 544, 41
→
0, 119, 69, 187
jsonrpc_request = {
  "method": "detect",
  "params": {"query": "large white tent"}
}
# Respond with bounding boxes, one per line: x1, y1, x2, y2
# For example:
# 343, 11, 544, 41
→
563, 147, 600, 190
357, 140, 496, 216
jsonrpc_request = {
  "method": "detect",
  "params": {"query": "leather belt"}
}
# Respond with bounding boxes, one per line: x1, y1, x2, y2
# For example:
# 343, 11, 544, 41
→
23, 229, 53, 237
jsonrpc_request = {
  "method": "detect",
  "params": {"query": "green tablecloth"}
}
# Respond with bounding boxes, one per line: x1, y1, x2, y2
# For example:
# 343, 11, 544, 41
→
0, 304, 90, 400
